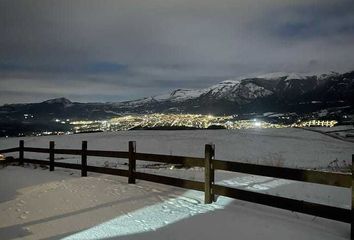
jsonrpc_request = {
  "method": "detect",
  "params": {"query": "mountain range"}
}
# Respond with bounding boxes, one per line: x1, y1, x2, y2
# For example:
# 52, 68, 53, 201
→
0, 70, 353, 136
114, 71, 354, 115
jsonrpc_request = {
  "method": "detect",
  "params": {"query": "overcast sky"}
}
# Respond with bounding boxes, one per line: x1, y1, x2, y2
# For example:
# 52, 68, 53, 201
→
0, 0, 353, 104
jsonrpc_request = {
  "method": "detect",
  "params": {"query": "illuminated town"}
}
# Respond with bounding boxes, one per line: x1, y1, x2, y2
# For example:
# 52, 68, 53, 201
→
69, 114, 338, 133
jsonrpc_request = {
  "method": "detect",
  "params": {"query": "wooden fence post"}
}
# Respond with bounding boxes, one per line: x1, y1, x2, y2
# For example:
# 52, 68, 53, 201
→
19, 140, 24, 166
351, 154, 354, 240
205, 144, 215, 204
49, 141, 55, 171
128, 141, 136, 184
81, 141, 87, 177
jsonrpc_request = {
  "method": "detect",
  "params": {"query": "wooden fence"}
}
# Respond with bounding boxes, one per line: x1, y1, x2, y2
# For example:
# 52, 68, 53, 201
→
0, 140, 353, 239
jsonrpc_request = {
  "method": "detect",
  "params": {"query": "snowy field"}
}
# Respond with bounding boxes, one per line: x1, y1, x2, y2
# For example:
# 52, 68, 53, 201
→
0, 128, 353, 239
1, 128, 353, 169
307, 125, 354, 143
0, 166, 350, 240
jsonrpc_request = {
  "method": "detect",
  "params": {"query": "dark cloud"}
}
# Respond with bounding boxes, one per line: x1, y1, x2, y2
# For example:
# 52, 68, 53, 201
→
0, 0, 354, 104
268, 1, 354, 40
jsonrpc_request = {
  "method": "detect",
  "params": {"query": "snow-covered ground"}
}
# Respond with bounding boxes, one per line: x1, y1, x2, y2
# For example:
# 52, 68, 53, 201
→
0, 166, 350, 240
306, 126, 354, 143
0, 128, 352, 239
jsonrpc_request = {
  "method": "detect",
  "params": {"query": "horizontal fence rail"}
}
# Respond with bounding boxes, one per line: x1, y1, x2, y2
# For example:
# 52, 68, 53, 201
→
23, 147, 50, 153
23, 158, 129, 176
136, 153, 204, 167
213, 159, 351, 188
0, 140, 353, 239
55, 149, 82, 155
136, 172, 204, 192
0, 147, 19, 154
86, 150, 129, 158
23, 147, 130, 158
213, 184, 351, 223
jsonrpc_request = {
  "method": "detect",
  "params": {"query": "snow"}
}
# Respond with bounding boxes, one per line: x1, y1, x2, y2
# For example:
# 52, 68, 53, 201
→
265, 113, 285, 117
0, 165, 350, 239
285, 73, 306, 81
120, 97, 155, 107
151, 80, 243, 103
42, 98, 72, 105
255, 72, 334, 80
303, 126, 354, 143
242, 82, 273, 99
199, 79, 274, 102
256, 72, 291, 79
154, 89, 207, 102
62, 189, 232, 240
0, 128, 352, 239
207, 80, 241, 95
318, 72, 339, 80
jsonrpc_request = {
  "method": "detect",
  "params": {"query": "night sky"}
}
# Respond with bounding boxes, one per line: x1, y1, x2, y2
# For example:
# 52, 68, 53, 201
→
1, 0, 354, 104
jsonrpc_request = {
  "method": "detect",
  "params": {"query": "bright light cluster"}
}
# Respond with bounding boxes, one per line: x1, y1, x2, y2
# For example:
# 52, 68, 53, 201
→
294, 120, 337, 128
70, 114, 338, 133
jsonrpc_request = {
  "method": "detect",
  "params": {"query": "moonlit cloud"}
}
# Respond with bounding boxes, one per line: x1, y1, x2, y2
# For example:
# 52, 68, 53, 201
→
0, 0, 353, 104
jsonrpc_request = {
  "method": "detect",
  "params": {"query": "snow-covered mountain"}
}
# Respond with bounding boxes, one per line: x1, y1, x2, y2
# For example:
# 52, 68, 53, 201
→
112, 71, 352, 114
42, 97, 73, 105
124, 72, 339, 104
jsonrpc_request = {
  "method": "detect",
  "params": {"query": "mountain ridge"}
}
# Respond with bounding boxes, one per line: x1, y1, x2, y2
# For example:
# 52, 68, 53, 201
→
109, 70, 353, 115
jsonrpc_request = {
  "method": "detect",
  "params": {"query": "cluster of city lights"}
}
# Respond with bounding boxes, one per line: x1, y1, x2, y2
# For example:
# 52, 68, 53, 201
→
295, 120, 337, 128
70, 113, 337, 133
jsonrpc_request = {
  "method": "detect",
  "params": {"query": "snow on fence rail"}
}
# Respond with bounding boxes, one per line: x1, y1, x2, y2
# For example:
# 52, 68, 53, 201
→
1, 140, 353, 239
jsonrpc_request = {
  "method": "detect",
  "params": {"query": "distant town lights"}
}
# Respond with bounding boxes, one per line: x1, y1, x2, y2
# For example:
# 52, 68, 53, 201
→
254, 121, 262, 127
68, 114, 338, 133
